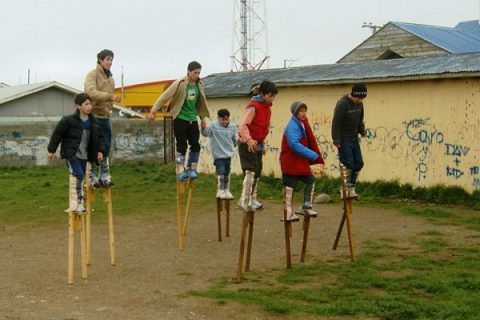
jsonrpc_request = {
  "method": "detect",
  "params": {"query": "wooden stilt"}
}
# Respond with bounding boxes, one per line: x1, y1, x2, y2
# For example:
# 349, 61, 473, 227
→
80, 214, 87, 278
300, 214, 311, 263
182, 180, 195, 236
216, 198, 231, 242
236, 211, 250, 283
332, 165, 356, 261
284, 219, 292, 269
245, 211, 255, 271
103, 187, 115, 265
176, 180, 185, 250
216, 199, 222, 241
68, 212, 75, 284
85, 185, 95, 265
67, 211, 88, 284
225, 199, 230, 237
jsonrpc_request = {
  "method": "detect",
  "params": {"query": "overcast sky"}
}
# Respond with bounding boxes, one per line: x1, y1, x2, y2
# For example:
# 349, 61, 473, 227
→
1, 0, 478, 90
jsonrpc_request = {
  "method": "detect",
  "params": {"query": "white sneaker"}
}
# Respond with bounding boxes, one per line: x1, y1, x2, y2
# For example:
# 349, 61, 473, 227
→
287, 212, 300, 221
304, 208, 318, 217
223, 190, 234, 199
348, 187, 360, 199
251, 199, 263, 210
76, 203, 86, 214
220, 190, 229, 200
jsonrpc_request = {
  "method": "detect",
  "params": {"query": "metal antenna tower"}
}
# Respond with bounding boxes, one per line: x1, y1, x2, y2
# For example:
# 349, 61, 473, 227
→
231, 0, 270, 71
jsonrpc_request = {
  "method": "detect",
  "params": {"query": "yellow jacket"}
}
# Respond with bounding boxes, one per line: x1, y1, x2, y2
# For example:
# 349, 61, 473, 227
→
151, 75, 209, 119
84, 64, 115, 118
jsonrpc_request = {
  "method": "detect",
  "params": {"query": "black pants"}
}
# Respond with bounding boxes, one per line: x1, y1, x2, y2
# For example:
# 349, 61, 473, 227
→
238, 142, 263, 179
173, 118, 200, 155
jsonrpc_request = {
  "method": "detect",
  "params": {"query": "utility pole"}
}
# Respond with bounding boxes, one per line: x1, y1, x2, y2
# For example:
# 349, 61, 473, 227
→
231, 0, 270, 71
362, 22, 381, 34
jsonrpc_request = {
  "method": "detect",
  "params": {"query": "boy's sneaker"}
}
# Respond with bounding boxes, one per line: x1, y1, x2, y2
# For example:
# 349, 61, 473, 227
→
90, 176, 102, 188
304, 208, 318, 217
188, 169, 198, 180
76, 203, 86, 214
223, 190, 234, 200
251, 199, 263, 210
347, 187, 360, 199
100, 180, 114, 188
216, 190, 224, 199
283, 211, 299, 222
177, 170, 190, 181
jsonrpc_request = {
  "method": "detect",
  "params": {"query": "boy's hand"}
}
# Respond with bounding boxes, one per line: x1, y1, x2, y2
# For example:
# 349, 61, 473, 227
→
97, 152, 104, 161
147, 112, 156, 123
247, 139, 258, 152
112, 96, 121, 103
311, 164, 325, 176
47, 152, 56, 160
200, 118, 207, 129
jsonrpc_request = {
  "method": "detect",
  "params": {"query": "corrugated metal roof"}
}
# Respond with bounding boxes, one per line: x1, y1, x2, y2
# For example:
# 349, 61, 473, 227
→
392, 20, 480, 53
0, 81, 80, 105
203, 52, 480, 97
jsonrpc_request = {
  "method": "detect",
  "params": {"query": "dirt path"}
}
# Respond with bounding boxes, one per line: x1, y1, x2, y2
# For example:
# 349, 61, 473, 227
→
0, 201, 476, 320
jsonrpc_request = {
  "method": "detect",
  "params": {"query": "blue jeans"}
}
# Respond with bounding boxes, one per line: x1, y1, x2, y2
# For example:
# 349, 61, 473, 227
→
214, 158, 231, 176
338, 138, 364, 184
98, 118, 112, 156
66, 157, 87, 201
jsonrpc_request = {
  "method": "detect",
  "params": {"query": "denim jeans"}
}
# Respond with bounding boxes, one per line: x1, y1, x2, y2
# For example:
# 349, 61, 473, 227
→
214, 158, 231, 176
98, 118, 112, 156
338, 138, 364, 184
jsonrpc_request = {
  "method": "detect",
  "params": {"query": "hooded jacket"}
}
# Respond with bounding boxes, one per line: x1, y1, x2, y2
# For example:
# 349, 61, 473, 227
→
280, 116, 324, 175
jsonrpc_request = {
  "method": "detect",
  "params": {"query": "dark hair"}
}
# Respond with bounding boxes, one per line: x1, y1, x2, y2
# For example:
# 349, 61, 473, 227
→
187, 61, 202, 71
351, 83, 367, 98
250, 80, 278, 96
97, 49, 114, 62
217, 108, 230, 118
74, 93, 91, 106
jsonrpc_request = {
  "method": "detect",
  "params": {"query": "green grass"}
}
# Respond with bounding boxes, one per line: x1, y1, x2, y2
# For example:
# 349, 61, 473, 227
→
193, 233, 480, 319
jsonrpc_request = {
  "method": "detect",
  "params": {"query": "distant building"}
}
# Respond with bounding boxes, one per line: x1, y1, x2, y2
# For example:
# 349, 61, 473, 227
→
338, 20, 480, 63
114, 80, 174, 119
0, 81, 80, 117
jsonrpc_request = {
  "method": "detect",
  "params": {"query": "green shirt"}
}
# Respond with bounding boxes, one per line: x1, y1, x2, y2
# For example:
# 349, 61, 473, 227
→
177, 83, 199, 122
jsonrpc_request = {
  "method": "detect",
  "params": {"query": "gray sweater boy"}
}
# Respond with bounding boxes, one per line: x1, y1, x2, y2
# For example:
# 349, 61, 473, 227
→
201, 120, 237, 159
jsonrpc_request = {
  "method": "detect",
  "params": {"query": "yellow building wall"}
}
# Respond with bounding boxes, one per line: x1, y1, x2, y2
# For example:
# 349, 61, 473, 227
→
199, 78, 480, 192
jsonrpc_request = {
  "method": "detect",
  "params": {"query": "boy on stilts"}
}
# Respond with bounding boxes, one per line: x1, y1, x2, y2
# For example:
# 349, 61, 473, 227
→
201, 108, 237, 199
280, 101, 324, 221
47, 93, 105, 212
237, 80, 278, 211
148, 61, 210, 180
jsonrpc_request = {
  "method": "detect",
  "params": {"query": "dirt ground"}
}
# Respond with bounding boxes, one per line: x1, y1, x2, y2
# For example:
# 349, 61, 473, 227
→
1, 200, 477, 320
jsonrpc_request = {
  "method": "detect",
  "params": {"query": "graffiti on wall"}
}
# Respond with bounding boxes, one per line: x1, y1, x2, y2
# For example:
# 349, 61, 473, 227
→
0, 125, 168, 166
0, 132, 49, 165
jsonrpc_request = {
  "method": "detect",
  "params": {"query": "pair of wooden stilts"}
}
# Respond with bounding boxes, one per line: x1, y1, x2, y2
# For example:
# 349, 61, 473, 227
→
175, 178, 231, 249
332, 165, 357, 261
67, 167, 115, 284
176, 179, 195, 250
284, 207, 316, 269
